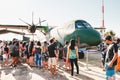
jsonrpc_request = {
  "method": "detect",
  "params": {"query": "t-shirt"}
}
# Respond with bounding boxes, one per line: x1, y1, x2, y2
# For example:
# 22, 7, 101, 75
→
4, 46, 9, 53
35, 47, 41, 54
107, 42, 118, 66
10, 44, 15, 54
69, 49, 77, 59
63, 46, 67, 58
48, 43, 56, 58
21, 46, 26, 54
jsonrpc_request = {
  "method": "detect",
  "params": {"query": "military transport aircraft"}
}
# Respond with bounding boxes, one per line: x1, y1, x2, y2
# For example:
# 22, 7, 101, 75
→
48, 20, 102, 47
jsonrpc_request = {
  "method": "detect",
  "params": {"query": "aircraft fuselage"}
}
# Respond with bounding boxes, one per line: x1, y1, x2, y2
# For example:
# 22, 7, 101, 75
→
49, 20, 102, 46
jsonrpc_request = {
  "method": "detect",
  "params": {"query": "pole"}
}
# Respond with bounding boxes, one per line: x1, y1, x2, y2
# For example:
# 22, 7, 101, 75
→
102, 0, 105, 38
85, 50, 91, 71
86, 50, 89, 69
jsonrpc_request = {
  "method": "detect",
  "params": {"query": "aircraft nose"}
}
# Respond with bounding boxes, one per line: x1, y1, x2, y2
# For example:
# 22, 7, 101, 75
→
74, 29, 102, 46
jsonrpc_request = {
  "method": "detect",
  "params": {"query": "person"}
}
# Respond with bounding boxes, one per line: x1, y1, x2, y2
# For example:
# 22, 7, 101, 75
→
58, 44, 63, 59
63, 41, 71, 70
115, 38, 120, 80
20, 42, 26, 62
67, 39, 79, 76
48, 38, 57, 75
42, 41, 49, 69
2, 42, 9, 66
99, 41, 107, 71
105, 36, 118, 80
34, 41, 42, 68
15, 41, 20, 66
25, 41, 29, 64
28, 41, 35, 67
0, 40, 4, 60
53, 38, 59, 65
9, 41, 19, 67
9, 41, 14, 66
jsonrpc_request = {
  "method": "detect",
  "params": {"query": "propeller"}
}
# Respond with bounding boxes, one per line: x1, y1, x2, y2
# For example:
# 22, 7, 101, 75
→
19, 12, 37, 33
19, 12, 47, 33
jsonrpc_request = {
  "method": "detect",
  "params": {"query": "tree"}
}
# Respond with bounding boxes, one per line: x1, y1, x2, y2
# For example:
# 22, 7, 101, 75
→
105, 30, 116, 37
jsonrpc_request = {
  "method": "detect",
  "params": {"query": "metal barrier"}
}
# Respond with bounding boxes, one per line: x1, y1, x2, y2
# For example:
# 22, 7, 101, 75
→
84, 50, 100, 71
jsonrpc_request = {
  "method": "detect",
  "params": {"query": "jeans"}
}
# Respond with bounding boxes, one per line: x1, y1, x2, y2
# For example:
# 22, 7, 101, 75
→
70, 58, 79, 76
35, 53, 41, 67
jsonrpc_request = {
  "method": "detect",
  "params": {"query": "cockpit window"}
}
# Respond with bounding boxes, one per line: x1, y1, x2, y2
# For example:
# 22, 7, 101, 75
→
82, 21, 92, 28
75, 20, 92, 29
76, 22, 85, 28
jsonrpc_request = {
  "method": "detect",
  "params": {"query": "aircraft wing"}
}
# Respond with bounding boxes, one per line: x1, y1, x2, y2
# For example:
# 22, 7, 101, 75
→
0, 29, 25, 35
0, 24, 49, 34
0, 24, 49, 31
0, 24, 28, 29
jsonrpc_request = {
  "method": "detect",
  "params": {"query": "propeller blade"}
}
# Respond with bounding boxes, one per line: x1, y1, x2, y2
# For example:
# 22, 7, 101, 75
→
36, 18, 46, 26
32, 12, 34, 25
39, 17, 41, 26
19, 18, 31, 26
41, 20, 46, 23
35, 18, 41, 26
40, 30, 46, 35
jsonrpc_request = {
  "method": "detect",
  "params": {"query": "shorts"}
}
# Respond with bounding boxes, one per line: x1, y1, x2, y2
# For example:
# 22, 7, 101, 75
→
106, 64, 115, 77
41, 53, 49, 61
48, 57, 56, 65
2, 54, 7, 62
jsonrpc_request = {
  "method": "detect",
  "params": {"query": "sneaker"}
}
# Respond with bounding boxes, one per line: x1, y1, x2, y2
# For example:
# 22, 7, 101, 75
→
103, 68, 105, 71
75, 74, 79, 76
13, 65, 17, 67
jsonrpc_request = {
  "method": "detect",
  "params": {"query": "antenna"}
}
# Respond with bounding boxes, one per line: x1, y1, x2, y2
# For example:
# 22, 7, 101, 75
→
102, 0, 105, 38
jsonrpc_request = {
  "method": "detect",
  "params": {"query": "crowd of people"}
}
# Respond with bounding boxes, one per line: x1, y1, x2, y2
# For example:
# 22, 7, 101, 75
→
1, 35, 120, 79
0, 38, 79, 76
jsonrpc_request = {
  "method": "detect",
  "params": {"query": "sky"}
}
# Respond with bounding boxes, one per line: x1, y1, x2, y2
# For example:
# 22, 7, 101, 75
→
0, 0, 120, 39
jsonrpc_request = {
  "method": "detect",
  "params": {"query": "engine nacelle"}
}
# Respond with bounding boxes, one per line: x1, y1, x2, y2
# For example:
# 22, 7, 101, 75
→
28, 25, 36, 33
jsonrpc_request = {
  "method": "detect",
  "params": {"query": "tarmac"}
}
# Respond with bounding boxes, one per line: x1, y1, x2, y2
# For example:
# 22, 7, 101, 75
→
0, 51, 106, 80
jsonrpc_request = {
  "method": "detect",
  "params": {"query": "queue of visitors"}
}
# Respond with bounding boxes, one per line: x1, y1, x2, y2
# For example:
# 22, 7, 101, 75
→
0, 38, 79, 76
